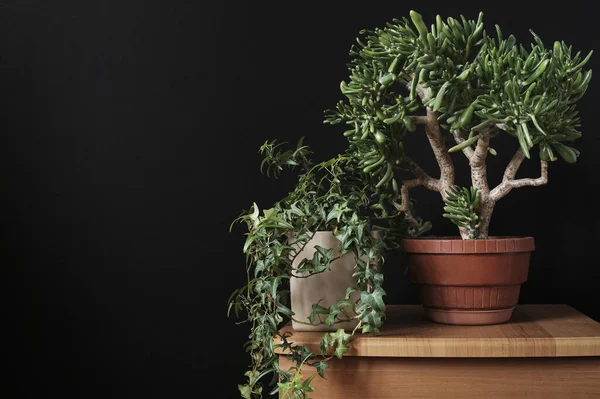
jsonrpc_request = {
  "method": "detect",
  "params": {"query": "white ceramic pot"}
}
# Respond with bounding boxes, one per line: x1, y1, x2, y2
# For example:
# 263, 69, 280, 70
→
290, 231, 360, 332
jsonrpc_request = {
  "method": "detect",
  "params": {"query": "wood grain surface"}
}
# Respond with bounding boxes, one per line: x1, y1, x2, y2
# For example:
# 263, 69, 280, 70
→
275, 304, 600, 357
278, 356, 600, 399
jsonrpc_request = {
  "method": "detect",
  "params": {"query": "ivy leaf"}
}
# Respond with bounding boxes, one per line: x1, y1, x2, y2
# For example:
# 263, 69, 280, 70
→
311, 251, 331, 273
373, 272, 384, 286
249, 202, 260, 226
334, 342, 351, 359
301, 374, 316, 392
260, 220, 294, 230
277, 381, 294, 397
243, 234, 257, 254
314, 245, 333, 260
329, 329, 353, 359
357, 286, 386, 313
254, 259, 266, 277
334, 300, 354, 309
363, 267, 375, 280
360, 309, 383, 331
238, 384, 252, 399
263, 207, 278, 219
334, 226, 351, 246
270, 275, 285, 298
308, 303, 329, 324
312, 361, 329, 378
277, 301, 293, 317
325, 305, 342, 326
319, 333, 333, 356
289, 202, 305, 217
300, 345, 315, 363
344, 286, 356, 300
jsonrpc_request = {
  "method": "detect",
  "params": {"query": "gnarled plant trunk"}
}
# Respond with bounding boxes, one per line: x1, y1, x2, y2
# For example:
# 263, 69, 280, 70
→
396, 80, 549, 239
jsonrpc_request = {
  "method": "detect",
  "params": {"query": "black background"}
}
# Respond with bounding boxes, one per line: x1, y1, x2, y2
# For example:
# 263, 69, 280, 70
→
2, 1, 599, 398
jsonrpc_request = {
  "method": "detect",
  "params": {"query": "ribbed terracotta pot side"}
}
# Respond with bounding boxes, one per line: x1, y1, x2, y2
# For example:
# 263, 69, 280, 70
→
408, 253, 531, 285
402, 236, 535, 254
402, 237, 535, 325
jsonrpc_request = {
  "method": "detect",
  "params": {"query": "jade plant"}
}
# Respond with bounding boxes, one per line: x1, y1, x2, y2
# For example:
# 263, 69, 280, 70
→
228, 140, 413, 398
325, 10, 592, 239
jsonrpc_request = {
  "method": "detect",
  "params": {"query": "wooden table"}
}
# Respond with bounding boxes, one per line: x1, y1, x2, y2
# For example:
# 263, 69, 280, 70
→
275, 305, 600, 398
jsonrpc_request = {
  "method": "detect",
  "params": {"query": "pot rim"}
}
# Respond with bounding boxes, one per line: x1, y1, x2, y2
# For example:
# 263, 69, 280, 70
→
402, 236, 535, 254
402, 235, 534, 240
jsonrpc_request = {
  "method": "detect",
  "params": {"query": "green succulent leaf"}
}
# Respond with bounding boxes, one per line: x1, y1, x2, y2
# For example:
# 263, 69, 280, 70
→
443, 186, 482, 238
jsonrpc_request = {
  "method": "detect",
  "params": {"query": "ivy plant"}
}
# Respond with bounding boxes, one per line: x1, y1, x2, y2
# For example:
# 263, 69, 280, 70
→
325, 10, 592, 238
228, 139, 420, 398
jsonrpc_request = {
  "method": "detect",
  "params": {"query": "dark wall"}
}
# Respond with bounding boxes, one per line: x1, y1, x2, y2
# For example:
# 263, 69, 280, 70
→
3, 1, 599, 398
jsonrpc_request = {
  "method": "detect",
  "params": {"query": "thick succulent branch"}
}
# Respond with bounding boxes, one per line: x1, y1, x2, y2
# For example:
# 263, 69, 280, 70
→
411, 115, 430, 125
489, 149, 548, 201
424, 108, 455, 194
392, 157, 440, 234
490, 160, 549, 201
477, 201, 495, 238
471, 132, 490, 167
502, 148, 527, 183
510, 162, 549, 187
402, 78, 454, 194
401, 156, 441, 191
393, 109, 458, 234
392, 178, 423, 227
468, 132, 493, 237
406, 80, 454, 191
470, 131, 491, 196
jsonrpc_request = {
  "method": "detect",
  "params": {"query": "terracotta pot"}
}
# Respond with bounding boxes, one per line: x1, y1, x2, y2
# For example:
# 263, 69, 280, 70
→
402, 236, 535, 325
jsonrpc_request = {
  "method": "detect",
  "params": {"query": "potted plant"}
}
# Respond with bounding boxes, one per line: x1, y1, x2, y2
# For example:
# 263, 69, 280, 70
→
324, 10, 592, 325
228, 139, 416, 398
230, 9, 593, 398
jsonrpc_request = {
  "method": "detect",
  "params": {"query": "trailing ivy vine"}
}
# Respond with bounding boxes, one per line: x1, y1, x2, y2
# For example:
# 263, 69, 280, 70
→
228, 138, 422, 398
